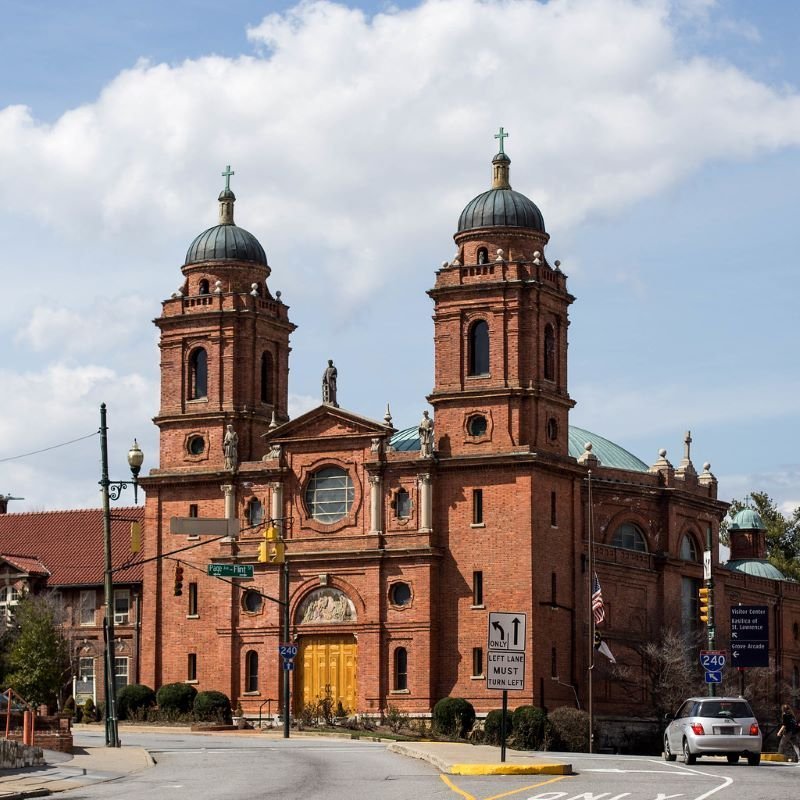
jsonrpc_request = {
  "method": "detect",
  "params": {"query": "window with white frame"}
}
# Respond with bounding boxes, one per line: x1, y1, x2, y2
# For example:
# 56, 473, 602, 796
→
114, 657, 129, 693
0, 585, 20, 624
79, 590, 96, 626
114, 589, 130, 625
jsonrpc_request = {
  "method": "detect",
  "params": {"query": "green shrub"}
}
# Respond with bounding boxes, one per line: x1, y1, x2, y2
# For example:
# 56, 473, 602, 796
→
193, 690, 232, 724
512, 705, 550, 750
116, 684, 156, 720
483, 709, 513, 746
547, 706, 591, 752
157, 682, 198, 714
432, 697, 476, 739
83, 697, 97, 722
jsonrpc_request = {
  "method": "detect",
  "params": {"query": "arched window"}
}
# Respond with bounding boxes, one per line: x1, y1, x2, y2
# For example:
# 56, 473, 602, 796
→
245, 650, 259, 693
260, 352, 274, 404
198, 279, 210, 294
395, 489, 411, 518
680, 534, 699, 562
611, 522, 648, 553
477, 247, 489, 264
468, 320, 489, 376
394, 647, 408, 691
188, 348, 208, 400
305, 467, 354, 524
248, 499, 263, 527
544, 323, 556, 381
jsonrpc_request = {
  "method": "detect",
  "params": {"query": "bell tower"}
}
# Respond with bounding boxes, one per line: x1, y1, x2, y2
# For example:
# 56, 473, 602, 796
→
154, 167, 296, 470
428, 134, 574, 457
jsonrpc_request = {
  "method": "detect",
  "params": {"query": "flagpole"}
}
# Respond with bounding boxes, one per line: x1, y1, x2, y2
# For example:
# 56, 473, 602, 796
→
587, 469, 595, 754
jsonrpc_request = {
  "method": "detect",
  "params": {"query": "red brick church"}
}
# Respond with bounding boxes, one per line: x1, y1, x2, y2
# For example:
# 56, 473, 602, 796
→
138, 143, 800, 727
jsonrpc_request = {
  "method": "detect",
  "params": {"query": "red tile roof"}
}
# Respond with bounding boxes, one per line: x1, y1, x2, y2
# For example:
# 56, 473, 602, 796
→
0, 507, 144, 586
0, 554, 50, 576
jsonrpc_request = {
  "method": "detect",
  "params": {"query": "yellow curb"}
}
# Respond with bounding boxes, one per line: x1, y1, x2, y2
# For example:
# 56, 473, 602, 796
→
449, 762, 572, 775
761, 753, 789, 762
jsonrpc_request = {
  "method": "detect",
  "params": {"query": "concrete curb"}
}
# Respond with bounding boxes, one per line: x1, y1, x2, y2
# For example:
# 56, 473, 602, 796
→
387, 743, 572, 775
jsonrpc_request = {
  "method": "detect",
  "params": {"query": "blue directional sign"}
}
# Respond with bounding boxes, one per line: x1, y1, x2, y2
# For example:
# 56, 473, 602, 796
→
279, 644, 298, 659
699, 650, 726, 671
282, 659, 295, 671
705, 670, 722, 684
730, 605, 769, 668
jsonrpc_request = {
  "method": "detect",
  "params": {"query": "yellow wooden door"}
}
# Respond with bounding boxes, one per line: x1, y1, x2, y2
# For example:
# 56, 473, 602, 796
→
296, 635, 357, 715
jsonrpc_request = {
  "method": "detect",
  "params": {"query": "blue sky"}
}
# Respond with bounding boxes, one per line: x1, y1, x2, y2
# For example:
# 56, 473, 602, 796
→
0, 0, 798, 516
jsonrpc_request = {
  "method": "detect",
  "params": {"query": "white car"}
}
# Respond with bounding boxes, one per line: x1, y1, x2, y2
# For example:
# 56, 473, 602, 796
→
664, 696, 762, 765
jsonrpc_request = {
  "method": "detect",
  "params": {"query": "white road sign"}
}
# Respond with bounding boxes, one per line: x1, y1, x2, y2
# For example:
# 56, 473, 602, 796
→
486, 651, 526, 690
488, 612, 527, 652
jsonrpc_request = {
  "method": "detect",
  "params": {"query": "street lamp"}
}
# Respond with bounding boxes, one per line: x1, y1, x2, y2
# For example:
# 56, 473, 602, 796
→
99, 403, 144, 748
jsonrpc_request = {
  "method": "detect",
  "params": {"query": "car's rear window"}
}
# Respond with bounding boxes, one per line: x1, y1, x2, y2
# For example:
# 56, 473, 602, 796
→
698, 701, 752, 718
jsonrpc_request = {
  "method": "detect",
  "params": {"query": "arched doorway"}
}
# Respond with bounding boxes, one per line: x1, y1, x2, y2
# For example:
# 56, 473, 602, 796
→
294, 588, 357, 715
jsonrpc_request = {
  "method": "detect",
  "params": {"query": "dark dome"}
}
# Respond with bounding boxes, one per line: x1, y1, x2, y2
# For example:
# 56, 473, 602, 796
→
458, 188, 545, 233
184, 224, 268, 267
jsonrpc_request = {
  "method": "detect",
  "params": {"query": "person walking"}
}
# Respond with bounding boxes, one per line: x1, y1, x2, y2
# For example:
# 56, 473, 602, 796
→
777, 703, 800, 762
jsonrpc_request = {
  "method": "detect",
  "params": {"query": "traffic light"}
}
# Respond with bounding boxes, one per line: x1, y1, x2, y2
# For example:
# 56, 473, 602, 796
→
699, 586, 711, 623
130, 522, 142, 554
174, 563, 184, 596
257, 525, 284, 564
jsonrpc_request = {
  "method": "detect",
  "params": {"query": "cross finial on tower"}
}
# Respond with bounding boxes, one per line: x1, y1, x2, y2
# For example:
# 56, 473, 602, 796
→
222, 164, 235, 192
684, 430, 692, 461
494, 126, 509, 154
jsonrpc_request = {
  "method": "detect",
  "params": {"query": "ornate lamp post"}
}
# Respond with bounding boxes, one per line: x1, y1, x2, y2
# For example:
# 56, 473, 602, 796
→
99, 403, 144, 748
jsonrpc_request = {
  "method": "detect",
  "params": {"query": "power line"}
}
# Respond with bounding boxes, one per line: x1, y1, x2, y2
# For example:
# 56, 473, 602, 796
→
0, 431, 98, 463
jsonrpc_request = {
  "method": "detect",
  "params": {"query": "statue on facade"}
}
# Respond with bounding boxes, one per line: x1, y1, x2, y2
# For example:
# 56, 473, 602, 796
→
322, 359, 338, 407
418, 410, 434, 458
223, 424, 239, 471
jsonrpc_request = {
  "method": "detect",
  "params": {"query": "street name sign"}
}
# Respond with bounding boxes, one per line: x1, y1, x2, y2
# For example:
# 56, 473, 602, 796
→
207, 563, 254, 579
699, 650, 726, 671
730, 605, 769, 668
171, 517, 241, 537
487, 611, 527, 690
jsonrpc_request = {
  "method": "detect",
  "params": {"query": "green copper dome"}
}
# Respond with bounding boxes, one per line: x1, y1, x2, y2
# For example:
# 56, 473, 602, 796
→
457, 149, 545, 234
728, 508, 767, 531
390, 424, 648, 472
725, 559, 786, 581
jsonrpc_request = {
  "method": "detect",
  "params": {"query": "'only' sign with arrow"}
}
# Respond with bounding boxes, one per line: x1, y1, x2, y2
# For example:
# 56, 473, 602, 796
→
488, 612, 527, 652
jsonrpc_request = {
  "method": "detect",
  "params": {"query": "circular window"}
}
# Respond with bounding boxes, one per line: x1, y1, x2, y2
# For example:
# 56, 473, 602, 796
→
390, 582, 412, 607
304, 466, 354, 524
188, 435, 205, 455
242, 590, 263, 613
467, 415, 487, 437
547, 417, 558, 441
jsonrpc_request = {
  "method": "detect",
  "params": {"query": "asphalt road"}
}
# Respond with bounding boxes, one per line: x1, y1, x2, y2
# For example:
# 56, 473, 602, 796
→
66, 729, 800, 800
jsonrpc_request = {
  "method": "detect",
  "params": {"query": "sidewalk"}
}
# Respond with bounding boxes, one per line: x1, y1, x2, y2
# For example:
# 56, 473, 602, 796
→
0, 745, 153, 799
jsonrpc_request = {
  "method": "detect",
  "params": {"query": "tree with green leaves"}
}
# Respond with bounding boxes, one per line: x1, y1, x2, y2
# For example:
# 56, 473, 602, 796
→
721, 492, 800, 581
4, 593, 71, 709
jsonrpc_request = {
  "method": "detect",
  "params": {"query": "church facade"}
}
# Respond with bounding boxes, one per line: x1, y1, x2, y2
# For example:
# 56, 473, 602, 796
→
139, 146, 800, 727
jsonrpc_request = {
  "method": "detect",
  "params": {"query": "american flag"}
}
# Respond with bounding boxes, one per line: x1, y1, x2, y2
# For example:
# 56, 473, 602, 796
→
592, 572, 605, 625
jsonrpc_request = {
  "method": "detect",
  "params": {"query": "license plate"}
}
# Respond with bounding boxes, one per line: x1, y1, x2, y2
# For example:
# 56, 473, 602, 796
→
715, 726, 734, 735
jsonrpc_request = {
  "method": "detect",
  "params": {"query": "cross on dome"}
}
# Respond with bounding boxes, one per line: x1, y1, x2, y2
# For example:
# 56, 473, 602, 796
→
222, 164, 235, 192
494, 126, 509, 154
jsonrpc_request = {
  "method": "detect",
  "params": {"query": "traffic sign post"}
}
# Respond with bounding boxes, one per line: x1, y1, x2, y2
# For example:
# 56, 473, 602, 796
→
730, 605, 769, 668
487, 611, 527, 763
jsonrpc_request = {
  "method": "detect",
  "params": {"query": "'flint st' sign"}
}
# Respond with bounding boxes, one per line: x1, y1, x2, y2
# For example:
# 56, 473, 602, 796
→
487, 612, 527, 691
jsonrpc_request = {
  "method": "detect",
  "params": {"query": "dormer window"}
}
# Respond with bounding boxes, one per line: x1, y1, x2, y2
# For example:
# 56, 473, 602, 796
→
188, 348, 208, 400
468, 320, 489, 376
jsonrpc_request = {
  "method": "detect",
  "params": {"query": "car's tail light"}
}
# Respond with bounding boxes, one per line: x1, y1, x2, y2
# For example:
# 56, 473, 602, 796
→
749, 723, 759, 736
691, 723, 705, 735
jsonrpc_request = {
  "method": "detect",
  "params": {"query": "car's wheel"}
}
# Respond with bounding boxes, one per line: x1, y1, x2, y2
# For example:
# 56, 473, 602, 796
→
683, 739, 696, 765
747, 753, 761, 766
726, 754, 739, 764
664, 736, 677, 762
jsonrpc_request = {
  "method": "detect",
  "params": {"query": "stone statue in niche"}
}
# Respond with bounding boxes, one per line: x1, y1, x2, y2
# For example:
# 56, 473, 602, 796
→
418, 410, 434, 458
322, 359, 338, 407
223, 424, 238, 471
298, 588, 356, 624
